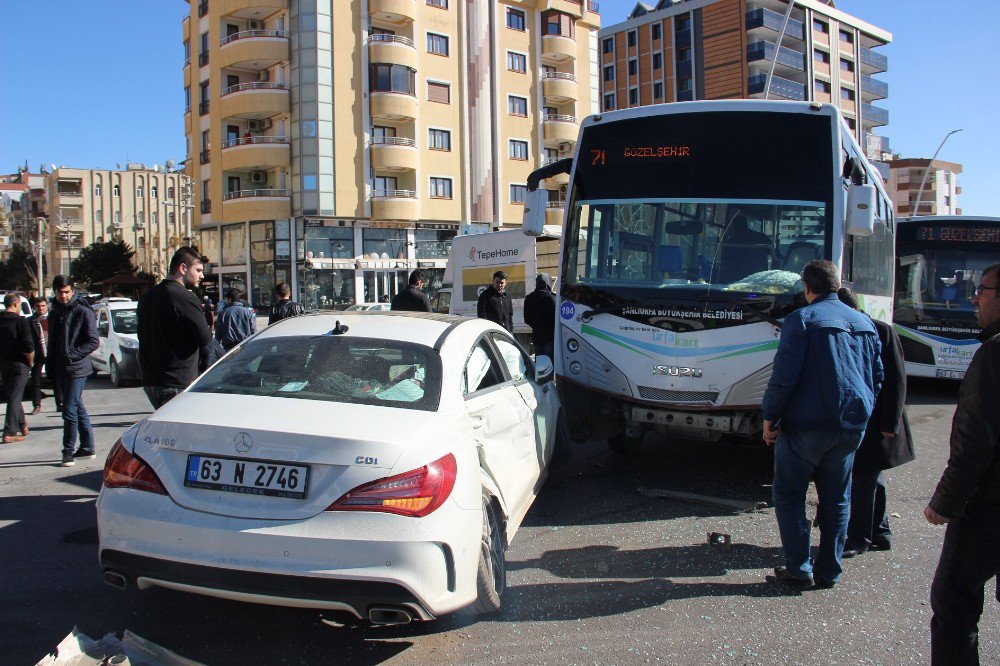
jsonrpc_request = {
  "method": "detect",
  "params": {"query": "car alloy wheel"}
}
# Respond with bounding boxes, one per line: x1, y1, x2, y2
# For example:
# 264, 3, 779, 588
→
473, 495, 506, 614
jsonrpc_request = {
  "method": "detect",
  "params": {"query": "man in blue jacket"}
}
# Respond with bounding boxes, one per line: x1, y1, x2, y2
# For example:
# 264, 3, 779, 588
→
761, 260, 883, 589
46, 275, 100, 467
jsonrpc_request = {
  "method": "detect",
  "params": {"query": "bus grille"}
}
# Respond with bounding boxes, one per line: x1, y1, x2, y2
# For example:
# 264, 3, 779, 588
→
899, 336, 935, 365
638, 386, 719, 403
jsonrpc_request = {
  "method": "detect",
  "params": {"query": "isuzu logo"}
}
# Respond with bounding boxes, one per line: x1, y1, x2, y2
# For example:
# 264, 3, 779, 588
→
653, 365, 703, 378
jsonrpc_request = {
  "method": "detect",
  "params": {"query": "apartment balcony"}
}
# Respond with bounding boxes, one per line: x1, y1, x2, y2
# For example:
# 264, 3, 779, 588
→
183, 60, 191, 87
219, 82, 289, 120
862, 103, 889, 127
860, 46, 888, 74
747, 73, 805, 100
370, 190, 420, 220
861, 75, 888, 101
543, 114, 579, 143
219, 0, 287, 17
366, 33, 417, 70
745, 8, 805, 41
542, 72, 578, 103
182, 15, 190, 41
219, 30, 289, 69
220, 136, 290, 171
746, 41, 805, 74
541, 0, 583, 19
369, 0, 416, 23
542, 35, 577, 63
369, 136, 418, 171
370, 91, 418, 120
222, 188, 291, 222
184, 109, 192, 134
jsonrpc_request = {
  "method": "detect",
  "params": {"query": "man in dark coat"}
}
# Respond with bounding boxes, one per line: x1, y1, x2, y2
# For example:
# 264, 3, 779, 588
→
215, 290, 257, 350
837, 289, 914, 557
138, 247, 213, 409
28, 296, 61, 413
390, 270, 432, 313
268, 282, 305, 324
477, 270, 514, 333
925, 262, 1000, 664
0, 294, 34, 443
524, 273, 556, 357
46, 275, 100, 466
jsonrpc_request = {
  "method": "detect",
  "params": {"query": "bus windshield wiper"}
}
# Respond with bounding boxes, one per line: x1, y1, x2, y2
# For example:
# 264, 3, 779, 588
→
723, 296, 784, 331
580, 303, 628, 322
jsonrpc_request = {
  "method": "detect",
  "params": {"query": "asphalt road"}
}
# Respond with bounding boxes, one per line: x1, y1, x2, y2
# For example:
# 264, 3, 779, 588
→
2, 375, 997, 665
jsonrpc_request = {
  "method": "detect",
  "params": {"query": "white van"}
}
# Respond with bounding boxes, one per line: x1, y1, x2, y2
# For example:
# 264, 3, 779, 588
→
90, 298, 140, 386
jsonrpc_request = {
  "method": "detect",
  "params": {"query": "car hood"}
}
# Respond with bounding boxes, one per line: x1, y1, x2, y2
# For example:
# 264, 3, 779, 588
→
132, 392, 446, 520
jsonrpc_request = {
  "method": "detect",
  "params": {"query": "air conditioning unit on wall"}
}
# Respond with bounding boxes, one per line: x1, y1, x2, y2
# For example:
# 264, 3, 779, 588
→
250, 171, 267, 184
248, 20, 263, 30
247, 120, 262, 131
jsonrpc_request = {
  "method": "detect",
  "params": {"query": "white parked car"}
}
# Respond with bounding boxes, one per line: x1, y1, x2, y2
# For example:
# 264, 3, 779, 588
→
97, 312, 566, 623
345, 302, 391, 312
91, 298, 140, 386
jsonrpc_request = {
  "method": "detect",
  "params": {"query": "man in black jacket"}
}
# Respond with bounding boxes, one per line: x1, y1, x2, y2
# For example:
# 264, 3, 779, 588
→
925, 262, 1000, 664
268, 282, 304, 325
836, 289, 914, 558
0, 294, 34, 444
524, 273, 556, 357
138, 247, 213, 409
28, 297, 60, 413
47, 276, 100, 466
391, 270, 432, 313
477, 271, 514, 333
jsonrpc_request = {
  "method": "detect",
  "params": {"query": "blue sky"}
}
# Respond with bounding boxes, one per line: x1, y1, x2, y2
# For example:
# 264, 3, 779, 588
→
2, 1, 996, 215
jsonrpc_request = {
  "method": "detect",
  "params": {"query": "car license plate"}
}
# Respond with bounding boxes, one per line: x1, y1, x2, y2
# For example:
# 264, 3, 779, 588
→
184, 455, 310, 499
935, 369, 965, 379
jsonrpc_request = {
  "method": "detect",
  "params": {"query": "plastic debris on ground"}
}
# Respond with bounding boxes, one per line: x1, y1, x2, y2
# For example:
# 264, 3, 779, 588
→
36, 627, 204, 666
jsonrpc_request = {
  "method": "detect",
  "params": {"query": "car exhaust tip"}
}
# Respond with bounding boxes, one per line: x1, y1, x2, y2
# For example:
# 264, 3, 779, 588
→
368, 606, 413, 626
103, 570, 128, 590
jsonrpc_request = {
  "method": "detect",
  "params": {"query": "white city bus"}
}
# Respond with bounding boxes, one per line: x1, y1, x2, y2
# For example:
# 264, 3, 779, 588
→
894, 216, 1000, 380
523, 101, 894, 449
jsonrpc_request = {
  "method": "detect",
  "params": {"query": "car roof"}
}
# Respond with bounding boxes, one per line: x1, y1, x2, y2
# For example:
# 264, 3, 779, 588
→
94, 299, 137, 309
257, 311, 502, 350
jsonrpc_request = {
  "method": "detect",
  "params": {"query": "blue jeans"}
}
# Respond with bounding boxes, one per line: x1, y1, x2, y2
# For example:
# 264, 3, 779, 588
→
772, 429, 863, 582
59, 375, 94, 456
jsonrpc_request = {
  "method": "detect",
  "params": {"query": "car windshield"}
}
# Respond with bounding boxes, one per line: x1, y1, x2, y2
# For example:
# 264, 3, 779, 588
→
111, 308, 138, 334
190, 335, 442, 411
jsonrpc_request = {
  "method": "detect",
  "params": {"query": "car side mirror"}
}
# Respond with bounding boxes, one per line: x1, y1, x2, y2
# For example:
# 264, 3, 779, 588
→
535, 355, 554, 384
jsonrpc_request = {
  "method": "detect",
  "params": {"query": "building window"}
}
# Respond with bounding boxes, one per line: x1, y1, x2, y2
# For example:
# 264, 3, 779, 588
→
429, 177, 453, 199
510, 184, 527, 204
370, 63, 417, 95
839, 29, 853, 44
508, 95, 527, 116
846, 117, 856, 130
679, 77, 692, 92
150, 185, 158, 199
676, 15, 691, 31
167, 186, 175, 199
507, 51, 526, 73
113, 211, 121, 225
628, 59, 637, 76
653, 82, 663, 99
603, 93, 615, 110
603, 65, 614, 82
840, 58, 854, 72
509, 140, 529, 160
543, 10, 574, 38
427, 32, 449, 56
95, 210, 103, 225
427, 81, 450, 103
813, 19, 828, 33
814, 80, 831, 94
840, 87, 855, 101
603, 37, 614, 54
506, 7, 525, 31
814, 49, 830, 64
627, 30, 636, 47
652, 23, 662, 41
427, 0, 447, 7
677, 46, 691, 62
94, 184, 102, 197
113, 184, 120, 197
629, 88, 638, 105
151, 211, 158, 226
652, 52, 662, 70
362, 227, 406, 258
136, 186, 144, 199
429, 128, 451, 150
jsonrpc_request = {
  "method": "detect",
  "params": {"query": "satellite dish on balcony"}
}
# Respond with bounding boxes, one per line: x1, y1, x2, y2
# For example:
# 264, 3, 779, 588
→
369, 252, 379, 259
50, 164, 57, 171
166, 160, 176, 170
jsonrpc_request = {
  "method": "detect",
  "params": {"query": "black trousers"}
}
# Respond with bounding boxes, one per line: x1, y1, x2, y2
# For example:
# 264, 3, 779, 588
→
2, 362, 30, 436
930, 500, 1000, 665
846, 468, 892, 551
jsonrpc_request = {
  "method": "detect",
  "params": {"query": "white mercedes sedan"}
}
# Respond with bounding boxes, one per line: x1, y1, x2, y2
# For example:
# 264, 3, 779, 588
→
97, 312, 565, 624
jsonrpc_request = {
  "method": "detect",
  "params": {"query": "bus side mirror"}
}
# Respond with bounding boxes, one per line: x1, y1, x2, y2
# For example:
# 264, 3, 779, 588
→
846, 183, 876, 236
522, 188, 547, 237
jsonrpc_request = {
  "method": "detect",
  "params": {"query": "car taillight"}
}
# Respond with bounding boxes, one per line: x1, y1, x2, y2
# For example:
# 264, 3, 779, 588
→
103, 441, 168, 495
327, 453, 457, 518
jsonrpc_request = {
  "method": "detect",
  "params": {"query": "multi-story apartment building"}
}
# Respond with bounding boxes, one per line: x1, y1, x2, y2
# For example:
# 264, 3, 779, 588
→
44, 166, 194, 278
0, 169, 47, 253
888, 158, 962, 217
184, 0, 600, 310
598, 0, 891, 164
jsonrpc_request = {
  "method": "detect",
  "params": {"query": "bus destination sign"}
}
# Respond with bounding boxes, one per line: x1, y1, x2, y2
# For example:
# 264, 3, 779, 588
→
591, 144, 691, 166
916, 226, 1000, 243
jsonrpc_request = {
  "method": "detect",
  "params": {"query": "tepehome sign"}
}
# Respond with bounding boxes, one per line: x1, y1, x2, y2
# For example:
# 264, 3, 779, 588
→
468, 246, 520, 263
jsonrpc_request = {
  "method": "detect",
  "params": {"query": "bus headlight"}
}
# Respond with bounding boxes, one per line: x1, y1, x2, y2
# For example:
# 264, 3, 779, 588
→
566, 338, 579, 353
570, 361, 583, 375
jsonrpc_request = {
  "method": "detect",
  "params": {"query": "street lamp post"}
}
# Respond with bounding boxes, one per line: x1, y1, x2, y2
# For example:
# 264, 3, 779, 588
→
35, 217, 45, 293
912, 128, 963, 217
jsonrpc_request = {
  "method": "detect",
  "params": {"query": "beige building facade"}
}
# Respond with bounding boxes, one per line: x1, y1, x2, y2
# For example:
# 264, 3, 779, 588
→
44, 166, 194, 279
598, 0, 891, 163
184, 0, 600, 310
888, 158, 962, 217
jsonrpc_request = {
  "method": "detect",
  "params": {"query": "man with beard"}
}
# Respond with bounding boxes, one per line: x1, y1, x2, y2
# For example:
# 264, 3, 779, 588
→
138, 247, 213, 409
